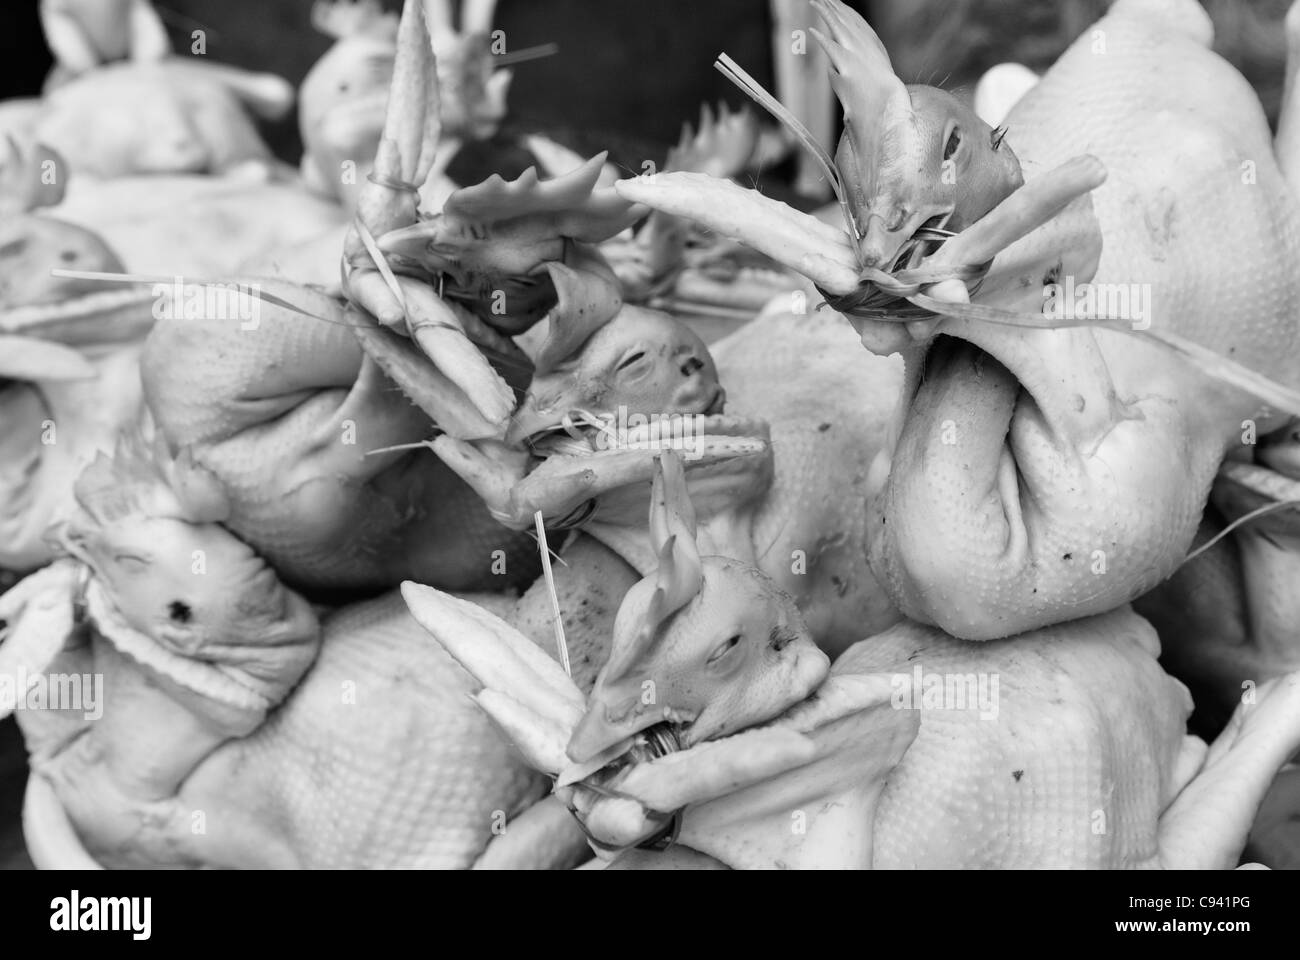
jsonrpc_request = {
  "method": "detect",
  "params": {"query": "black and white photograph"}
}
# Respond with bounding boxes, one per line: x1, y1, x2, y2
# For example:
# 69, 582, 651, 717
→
0, 0, 1297, 916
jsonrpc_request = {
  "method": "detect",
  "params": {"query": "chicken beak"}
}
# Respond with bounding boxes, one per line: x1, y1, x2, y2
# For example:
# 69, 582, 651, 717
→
503, 401, 571, 447
376, 221, 436, 268
565, 690, 659, 765
854, 214, 908, 271
502, 367, 586, 446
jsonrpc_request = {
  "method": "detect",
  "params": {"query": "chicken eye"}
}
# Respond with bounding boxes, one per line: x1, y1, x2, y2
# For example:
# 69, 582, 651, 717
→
707, 634, 743, 665
616, 350, 649, 375
114, 554, 150, 575
943, 127, 962, 161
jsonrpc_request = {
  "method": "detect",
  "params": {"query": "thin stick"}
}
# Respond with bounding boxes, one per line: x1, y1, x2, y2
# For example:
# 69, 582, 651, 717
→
353, 218, 409, 314
493, 43, 559, 67
534, 509, 571, 676
1182, 499, 1300, 565
714, 52, 857, 242
50, 269, 179, 284
363, 440, 437, 457
47, 269, 358, 328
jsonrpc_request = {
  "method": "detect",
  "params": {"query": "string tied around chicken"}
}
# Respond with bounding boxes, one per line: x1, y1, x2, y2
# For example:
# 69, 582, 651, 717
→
365, 170, 422, 195
819, 259, 992, 319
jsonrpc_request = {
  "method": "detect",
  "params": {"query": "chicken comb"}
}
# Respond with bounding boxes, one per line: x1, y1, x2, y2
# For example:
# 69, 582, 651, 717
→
809, 0, 916, 230
646, 451, 704, 638
649, 449, 698, 552
72, 432, 229, 528
72, 431, 174, 527
664, 102, 759, 181
602, 452, 704, 682
442, 153, 634, 232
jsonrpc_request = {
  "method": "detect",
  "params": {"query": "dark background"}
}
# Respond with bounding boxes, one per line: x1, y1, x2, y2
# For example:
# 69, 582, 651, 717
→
0, 0, 803, 165
3, 0, 1292, 169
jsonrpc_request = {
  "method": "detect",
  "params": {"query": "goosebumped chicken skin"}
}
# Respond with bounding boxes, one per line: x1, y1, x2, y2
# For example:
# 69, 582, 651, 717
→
141, 278, 535, 596
491, 297, 904, 671
865, 0, 1300, 640
2, 444, 588, 869
615, 0, 1300, 641
0, 215, 151, 571
412, 453, 1300, 870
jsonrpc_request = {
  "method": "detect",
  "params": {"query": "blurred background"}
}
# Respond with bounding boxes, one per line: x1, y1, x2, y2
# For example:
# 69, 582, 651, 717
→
3, 0, 1293, 170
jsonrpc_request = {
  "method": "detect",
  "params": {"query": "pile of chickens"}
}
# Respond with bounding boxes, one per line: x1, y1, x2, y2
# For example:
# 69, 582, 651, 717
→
2, 0, 1300, 870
